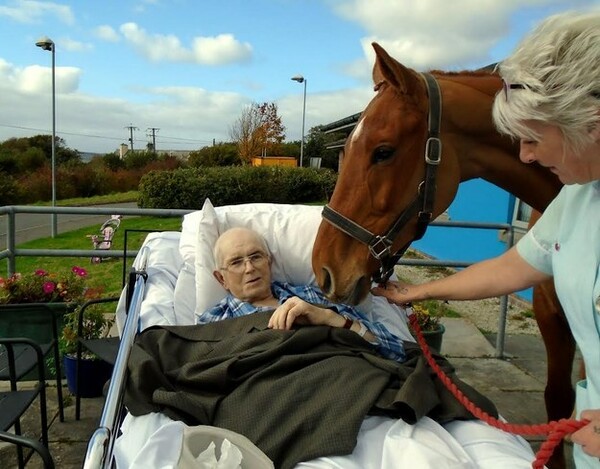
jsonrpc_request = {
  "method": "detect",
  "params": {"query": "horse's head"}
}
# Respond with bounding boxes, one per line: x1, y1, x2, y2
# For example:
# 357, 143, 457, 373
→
312, 43, 461, 304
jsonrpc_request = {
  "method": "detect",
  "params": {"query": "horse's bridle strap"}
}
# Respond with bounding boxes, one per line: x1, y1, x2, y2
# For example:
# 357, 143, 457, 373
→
321, 204, 378, 248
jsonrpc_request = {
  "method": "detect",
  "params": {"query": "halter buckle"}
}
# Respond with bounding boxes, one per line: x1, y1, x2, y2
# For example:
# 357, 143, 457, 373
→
425, 137, 442, 165
368, 235, 393, 260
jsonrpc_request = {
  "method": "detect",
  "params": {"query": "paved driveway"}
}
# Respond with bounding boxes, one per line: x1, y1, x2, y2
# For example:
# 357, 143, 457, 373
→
0, 203, 137, 246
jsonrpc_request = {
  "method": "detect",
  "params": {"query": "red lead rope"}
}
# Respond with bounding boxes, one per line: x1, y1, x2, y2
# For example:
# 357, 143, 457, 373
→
407, 311, 588, 469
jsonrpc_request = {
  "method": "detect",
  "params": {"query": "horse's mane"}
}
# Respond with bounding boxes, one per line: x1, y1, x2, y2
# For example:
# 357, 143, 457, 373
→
428, 69, 497, 77
427, 69, 501, 97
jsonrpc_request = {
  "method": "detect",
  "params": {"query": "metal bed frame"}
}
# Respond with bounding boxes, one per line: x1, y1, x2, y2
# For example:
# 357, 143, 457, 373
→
82, 245, 150, 469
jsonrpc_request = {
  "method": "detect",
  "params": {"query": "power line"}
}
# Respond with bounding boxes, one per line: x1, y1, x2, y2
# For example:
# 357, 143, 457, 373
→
0, 123, 214, 147
0, 123, 123, 141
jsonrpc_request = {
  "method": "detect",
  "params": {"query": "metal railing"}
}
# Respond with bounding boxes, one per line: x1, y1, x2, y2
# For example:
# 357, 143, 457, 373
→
0, 205, 519, 357
0, 205, 193, 274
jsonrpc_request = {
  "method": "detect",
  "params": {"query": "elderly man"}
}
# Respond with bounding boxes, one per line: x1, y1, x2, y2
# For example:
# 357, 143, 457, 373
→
196, 226, 406, 361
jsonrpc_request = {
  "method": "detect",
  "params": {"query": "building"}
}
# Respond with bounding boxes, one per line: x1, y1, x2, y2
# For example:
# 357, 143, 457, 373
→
251, 156, 297, 167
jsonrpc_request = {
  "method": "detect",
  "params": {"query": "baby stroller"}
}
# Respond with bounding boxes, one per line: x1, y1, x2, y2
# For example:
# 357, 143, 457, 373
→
87, 215, 122, 264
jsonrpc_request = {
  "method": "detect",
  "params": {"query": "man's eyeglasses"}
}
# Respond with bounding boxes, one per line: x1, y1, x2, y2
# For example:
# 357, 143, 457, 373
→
501, 80, 525, 101
220, 252, 268, 273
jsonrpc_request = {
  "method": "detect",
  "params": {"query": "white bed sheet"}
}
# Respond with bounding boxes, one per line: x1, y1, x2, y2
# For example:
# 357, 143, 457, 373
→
113, 203, 541, 468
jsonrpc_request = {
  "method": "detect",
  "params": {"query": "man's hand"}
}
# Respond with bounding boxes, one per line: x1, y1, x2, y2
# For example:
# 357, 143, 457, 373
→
571, 410, 600, 457
268, 296, 339, 330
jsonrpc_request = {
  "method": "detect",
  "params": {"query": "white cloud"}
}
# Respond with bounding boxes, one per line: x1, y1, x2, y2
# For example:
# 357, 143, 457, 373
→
0, 0, 74, 25
59, 38, 93, 53
119, 22, 253, 65
94, 25, 120, 43
330, 0, 554, 70
0, 61, 81, 94
120, 22, 190, 62
133, 0, 160, 14
191, 34, 253, 65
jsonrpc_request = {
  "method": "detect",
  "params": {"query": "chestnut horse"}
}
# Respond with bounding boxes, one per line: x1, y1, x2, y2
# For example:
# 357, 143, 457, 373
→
312, 43, 574, 469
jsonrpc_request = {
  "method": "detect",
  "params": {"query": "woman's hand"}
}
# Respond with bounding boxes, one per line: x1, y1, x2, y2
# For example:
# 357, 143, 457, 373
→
371, 280, 423, 305
268, 296, 339, 330
571, 410, 600, 457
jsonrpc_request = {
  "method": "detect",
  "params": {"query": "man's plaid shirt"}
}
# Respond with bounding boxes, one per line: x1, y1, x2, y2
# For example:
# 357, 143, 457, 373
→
197, 281, 405, 362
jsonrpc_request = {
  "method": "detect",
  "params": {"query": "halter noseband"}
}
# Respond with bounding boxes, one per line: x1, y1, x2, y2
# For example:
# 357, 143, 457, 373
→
322, 73, 442, 284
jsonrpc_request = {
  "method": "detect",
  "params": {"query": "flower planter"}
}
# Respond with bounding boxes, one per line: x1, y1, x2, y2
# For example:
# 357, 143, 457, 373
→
0, 302, 74, 343
420, 324, 445, 353
63, 354, 113, 398
0, 302, 75, 379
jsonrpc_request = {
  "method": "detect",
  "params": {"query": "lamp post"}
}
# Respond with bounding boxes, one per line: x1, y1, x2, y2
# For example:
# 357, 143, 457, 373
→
36, 36, 57, 238
291, 75, 307, 168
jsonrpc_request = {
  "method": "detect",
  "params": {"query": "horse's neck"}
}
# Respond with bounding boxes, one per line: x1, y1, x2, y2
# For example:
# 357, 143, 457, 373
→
438, 74, 562, 212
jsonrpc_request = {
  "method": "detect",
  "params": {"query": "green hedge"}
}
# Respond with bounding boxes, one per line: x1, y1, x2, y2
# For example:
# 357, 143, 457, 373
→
137, 166, 338, 209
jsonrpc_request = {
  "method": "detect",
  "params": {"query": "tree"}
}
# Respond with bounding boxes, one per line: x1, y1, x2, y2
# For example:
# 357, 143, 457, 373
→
229, 103, 263, 164
304, 126, 343, 170
257, 102, 286, 156
188, 142, 240, 167
0, 135, 81, 172
27, 134, 81, 165
229, 102, 286, 164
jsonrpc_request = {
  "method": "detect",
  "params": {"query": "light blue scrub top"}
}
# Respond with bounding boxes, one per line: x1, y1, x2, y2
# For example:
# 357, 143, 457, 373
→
517, 181, 600, 468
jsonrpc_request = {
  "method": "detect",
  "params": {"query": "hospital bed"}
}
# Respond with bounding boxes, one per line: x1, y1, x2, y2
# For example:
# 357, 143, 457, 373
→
82, 200, 540, 468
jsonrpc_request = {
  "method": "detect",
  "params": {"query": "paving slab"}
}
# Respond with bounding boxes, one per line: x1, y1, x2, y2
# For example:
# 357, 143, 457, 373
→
0, 385, 104, 469
440, 317, 496, 358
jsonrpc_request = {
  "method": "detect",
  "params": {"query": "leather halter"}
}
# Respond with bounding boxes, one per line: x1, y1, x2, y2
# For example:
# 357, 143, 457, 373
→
322, 73, 442, 284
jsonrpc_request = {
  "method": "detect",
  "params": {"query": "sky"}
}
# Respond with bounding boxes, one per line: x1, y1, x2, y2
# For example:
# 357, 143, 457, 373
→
0, 0, 598, 155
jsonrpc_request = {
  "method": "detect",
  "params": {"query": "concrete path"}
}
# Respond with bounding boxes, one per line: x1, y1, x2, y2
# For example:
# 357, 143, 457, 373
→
1, 317, 578, 468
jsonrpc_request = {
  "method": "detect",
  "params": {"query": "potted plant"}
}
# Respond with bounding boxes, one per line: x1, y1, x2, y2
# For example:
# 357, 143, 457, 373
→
0, 266, 90, 345
60, 299, 116, 398
409, 302, 445, 352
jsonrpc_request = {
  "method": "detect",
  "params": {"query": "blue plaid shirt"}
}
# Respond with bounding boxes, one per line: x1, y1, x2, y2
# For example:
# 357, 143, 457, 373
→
197, 281, 406, 362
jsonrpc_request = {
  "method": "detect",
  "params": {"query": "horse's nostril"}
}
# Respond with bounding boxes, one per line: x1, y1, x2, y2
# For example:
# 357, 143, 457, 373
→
321, 267, 332, 296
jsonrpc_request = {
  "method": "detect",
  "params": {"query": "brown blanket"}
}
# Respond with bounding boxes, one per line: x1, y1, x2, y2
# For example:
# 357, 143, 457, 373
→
124, 311, 497, 469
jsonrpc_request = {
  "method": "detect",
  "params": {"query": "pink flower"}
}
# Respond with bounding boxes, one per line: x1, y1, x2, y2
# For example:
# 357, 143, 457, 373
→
72, 266, 88, 277
43, 281, 56, 294
35, 269, 48, 276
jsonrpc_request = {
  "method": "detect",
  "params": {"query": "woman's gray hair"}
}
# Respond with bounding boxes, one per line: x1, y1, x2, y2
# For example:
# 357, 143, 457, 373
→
493, 11, 600, 155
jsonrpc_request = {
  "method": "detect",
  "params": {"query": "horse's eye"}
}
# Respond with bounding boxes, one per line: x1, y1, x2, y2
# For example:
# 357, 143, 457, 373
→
372, 146, 395, 164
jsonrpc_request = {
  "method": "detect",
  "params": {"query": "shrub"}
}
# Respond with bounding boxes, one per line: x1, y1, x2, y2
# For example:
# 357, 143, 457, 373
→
138, 166, 337, 209
0, 171, 21, 205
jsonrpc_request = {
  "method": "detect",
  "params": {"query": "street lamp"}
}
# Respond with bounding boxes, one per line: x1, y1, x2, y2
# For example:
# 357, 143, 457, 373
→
291, 75, 307, 168
36, 36, 57, 238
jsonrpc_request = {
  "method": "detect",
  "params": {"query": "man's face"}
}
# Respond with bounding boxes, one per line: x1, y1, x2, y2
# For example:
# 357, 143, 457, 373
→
214, 230, 273, 303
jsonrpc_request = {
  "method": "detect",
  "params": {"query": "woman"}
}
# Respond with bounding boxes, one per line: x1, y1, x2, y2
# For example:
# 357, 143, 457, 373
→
372, 11, 600, 467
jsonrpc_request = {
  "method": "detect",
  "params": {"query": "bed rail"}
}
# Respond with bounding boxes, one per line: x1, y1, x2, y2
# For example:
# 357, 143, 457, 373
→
83, 245, 151, 469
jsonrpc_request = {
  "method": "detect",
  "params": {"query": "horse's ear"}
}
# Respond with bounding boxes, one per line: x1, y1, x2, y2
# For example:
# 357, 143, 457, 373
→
372, 42, 418, 94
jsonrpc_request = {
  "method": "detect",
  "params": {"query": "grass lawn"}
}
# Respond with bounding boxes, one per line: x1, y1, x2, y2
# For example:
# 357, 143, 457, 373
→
2, 215, 183, 301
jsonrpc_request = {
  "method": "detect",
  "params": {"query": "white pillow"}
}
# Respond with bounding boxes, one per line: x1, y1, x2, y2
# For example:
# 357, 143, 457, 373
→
172, 262, 197, 325
192, 199, 323, 318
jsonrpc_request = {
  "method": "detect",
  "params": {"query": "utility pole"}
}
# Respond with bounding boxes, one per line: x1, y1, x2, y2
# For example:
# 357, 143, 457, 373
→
146, 127, 159, 154
125, 124, 139, 151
